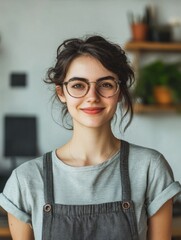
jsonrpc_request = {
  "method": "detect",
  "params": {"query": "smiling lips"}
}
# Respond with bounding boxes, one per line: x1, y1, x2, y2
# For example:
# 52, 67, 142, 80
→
81, 107, 105, 114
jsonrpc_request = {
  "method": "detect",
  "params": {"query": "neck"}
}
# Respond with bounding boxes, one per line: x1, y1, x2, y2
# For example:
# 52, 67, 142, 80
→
67, 124, 120, 166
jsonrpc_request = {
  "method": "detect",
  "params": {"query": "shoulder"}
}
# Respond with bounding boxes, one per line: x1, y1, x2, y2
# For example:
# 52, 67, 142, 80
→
11, 152, 55, 189
14, 155, 44, 177
3, 155, 45, 195
128, 142, 167, 167
127, 142, 174, 182
129, 142, 162, 159
2, 153, 51, 203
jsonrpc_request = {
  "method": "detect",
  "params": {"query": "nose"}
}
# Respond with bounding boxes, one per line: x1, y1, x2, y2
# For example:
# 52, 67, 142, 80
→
86, 82, 100, 102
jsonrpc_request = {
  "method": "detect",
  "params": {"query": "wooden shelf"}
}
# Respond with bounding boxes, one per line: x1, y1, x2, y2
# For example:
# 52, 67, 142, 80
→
125, 41, 181, 52
125, 42, 181, 114
0, 207, 11, 238
172, 217, 181, 237
133, 103, 181, 114
0, 227, 11, 237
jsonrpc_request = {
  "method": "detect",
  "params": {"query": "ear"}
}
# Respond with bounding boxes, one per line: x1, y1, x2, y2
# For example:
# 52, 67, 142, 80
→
56, 85, 66, 103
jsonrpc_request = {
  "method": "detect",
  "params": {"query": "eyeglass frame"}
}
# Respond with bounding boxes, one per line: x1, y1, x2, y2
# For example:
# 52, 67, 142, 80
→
60, 77, 121, 98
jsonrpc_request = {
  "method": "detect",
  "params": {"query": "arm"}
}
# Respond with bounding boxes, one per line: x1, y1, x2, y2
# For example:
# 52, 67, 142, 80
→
8, 213, 35, 240
147, 199, 173, 240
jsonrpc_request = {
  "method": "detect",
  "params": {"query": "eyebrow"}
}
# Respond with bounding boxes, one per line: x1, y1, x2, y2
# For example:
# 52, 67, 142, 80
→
68, 76, 116, 82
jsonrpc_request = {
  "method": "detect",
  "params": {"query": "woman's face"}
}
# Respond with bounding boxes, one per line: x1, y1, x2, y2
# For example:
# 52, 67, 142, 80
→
56, 55, 121, 129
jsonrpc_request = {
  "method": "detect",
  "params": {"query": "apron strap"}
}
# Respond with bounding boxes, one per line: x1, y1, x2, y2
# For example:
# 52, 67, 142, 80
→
43, 152, 54, 204
120, 140, 131, 201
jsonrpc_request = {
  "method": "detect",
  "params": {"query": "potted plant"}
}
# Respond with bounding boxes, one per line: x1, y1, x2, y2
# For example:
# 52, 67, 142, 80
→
133, 60, 181, 105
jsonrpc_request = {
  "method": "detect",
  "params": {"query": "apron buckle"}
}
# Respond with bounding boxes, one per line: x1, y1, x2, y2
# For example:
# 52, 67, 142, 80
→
122, 201, 131, 210
44, 203, 52, 212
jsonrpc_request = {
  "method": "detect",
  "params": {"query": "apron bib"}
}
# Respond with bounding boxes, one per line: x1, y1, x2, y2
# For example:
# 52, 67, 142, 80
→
42, 141, 139, 240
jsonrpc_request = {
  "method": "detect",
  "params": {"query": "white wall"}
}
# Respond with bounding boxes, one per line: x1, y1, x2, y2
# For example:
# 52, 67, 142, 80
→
0, 0, 181, 182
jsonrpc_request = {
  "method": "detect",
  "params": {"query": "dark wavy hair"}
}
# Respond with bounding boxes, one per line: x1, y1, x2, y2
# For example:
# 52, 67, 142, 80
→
45, 35, 135, 131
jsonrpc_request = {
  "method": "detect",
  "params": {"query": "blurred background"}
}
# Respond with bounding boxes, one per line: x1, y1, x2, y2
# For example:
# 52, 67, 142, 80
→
0, 0, 181, 238
0, 0, 181, 180
0, 0, 181, 181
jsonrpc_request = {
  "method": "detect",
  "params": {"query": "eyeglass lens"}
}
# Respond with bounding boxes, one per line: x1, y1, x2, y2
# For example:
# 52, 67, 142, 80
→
66, 79, 119, 98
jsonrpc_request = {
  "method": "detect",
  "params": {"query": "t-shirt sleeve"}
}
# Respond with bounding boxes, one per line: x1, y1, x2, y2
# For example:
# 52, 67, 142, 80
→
146, 153, 181, 218
0, 169, 31, 224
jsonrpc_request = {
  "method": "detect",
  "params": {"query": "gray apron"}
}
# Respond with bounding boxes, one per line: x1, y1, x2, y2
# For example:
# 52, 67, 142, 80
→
42, 141, 139, 240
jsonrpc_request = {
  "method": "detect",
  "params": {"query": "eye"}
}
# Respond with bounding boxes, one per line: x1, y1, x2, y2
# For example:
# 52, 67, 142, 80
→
72, 83, 85, 89
98, 80, 115, 89
69, 80, 87, 90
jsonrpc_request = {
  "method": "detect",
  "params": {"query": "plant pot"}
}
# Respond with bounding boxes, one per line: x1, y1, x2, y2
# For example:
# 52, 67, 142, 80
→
131, 23, 148, 41
153, 86, 173, 105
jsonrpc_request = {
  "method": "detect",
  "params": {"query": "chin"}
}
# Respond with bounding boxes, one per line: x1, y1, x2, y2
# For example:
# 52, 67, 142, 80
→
75, 119, 111, 129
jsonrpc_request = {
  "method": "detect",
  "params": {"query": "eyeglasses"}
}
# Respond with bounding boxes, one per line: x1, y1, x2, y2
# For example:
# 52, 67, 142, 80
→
61, 78, 120, 98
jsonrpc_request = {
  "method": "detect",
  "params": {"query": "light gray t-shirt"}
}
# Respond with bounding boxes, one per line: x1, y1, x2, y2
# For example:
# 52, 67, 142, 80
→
0, 143, 181, 240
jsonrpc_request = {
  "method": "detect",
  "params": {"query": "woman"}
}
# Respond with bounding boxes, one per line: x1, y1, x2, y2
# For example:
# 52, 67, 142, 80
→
0, 35, 181, 240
